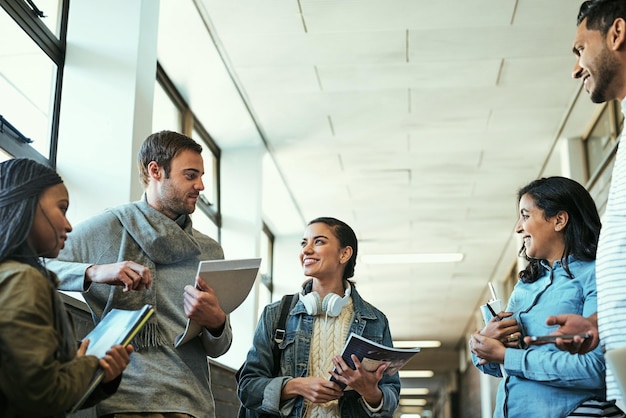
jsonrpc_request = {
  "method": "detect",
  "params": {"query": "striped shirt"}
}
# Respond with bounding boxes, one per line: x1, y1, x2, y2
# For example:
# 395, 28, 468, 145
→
596, 99, 626, 404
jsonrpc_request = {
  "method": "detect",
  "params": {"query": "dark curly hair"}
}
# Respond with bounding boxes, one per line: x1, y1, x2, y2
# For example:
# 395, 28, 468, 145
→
517, 176, 601, 283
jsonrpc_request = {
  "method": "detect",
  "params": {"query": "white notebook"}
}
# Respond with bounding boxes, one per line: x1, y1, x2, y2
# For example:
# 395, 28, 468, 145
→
605, 346, 626, 403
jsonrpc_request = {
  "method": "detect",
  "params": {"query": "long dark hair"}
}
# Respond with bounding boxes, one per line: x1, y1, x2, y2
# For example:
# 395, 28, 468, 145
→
517, 176, 601, 283
308, 217, 358, 280
0, 158, 63, 268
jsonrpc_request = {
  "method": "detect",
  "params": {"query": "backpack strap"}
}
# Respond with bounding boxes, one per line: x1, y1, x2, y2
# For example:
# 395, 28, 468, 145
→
271, 293, 296, 376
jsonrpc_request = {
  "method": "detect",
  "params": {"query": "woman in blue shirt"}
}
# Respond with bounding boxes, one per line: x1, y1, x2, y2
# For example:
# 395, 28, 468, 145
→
470, 176, 616, 417
237, 217, 400, 417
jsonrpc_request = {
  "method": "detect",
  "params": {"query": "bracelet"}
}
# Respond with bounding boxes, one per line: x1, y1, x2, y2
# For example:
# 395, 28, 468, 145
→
362, 397, 383, 413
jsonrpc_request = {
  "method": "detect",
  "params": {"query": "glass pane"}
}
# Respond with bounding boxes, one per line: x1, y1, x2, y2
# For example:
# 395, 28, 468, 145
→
586, 103, 618, 178
192, 128, 218, 208
152, 81, 181, 132
191, 209, 219, 241
36, 0, 63, 37
0, 10, 57, 159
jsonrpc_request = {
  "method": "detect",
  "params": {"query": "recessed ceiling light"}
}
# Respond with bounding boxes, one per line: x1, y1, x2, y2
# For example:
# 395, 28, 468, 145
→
360, 253, 464, 264
400, 399, 428, 406
399, 370, 434, 378
400, 387, 430, 395
400, 411, 423, 417
394, 340, 441, 348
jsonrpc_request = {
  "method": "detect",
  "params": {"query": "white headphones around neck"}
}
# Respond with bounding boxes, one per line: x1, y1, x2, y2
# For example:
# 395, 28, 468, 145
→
299, 281, 352, 317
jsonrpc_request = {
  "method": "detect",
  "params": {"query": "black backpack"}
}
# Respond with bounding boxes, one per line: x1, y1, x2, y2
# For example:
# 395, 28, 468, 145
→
236, 293, 297, 418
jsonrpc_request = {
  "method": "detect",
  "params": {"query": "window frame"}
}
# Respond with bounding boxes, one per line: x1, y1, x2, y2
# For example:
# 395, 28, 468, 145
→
0, 0, 69, 165
260, 222, 275, 294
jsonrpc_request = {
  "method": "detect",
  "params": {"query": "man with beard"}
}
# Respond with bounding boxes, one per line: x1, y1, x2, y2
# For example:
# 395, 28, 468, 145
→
524, 0, 626, 412
48, 130, 232, 418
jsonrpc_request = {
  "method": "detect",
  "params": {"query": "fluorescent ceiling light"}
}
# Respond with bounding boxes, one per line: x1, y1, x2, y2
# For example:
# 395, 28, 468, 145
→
361, 253, 464, 264
400, 399, 428, 406
399, 370, 434, 378
400, 388, 430, 395
394, 340, 441, 348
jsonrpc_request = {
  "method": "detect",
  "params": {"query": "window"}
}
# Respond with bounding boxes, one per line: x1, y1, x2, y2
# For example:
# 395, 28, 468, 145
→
152, 80, 182, 133
584, 100, 623, 179
584, 100, 625, 214
0, 0, 68, 164
154, 63, 222, 238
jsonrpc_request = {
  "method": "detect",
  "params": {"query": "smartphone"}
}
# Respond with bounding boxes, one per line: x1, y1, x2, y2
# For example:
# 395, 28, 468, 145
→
528, 333, 590, 342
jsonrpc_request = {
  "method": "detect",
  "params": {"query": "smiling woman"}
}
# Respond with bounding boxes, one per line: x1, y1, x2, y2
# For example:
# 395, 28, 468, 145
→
237, 217, 401, 418
469, 176, 623, 417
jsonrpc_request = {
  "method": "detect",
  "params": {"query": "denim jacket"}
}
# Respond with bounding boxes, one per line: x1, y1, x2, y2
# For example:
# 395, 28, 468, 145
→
237, 284, 400, 417
472, 257, 606, 418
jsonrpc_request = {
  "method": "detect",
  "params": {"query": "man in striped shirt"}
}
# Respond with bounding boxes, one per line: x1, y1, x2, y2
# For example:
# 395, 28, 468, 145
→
525, 0, 626, 412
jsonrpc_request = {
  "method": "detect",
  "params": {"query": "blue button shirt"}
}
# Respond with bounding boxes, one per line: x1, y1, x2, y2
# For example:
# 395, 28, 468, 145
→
473, 257, 606, 417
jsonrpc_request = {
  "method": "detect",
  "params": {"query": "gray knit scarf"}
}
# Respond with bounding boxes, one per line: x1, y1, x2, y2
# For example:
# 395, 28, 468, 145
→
107, 199, 203, 349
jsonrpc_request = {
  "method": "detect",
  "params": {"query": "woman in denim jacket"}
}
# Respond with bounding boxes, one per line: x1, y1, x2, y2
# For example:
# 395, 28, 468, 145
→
470, 177, 618, 417
237, 217, 400, 417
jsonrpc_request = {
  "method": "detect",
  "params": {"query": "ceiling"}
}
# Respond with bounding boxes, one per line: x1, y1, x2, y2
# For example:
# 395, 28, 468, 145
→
156, 0, 600, 411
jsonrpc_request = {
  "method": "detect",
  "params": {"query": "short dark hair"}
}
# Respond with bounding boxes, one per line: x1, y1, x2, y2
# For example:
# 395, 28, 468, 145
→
137, 130, 203, 187
517, 176, 601, 283
308, 217, 358, 280
577, 0, 626, 34
0, 158, 63, 265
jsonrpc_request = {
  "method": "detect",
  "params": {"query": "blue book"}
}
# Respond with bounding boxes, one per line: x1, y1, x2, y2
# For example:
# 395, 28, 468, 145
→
69, 304, 155, 413
330, 332, 420, 390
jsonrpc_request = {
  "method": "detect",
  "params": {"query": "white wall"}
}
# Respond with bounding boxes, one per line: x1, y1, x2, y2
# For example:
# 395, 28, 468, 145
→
58, 0, 159, 223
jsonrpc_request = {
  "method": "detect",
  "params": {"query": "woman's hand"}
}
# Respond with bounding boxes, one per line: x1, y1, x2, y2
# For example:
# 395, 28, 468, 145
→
99, 344, 133, 383
330, 354, 384, 407
470, 333, 507, 365
282, 377, 344, 403
480, 312, 522, 347
77, 339, 134, 383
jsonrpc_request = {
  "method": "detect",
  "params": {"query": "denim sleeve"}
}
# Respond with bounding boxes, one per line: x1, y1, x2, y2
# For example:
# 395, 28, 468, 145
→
470, 346, 504, 378
581, 265, 598, 318
504, 345, 605, 389
237, 303, 290, 416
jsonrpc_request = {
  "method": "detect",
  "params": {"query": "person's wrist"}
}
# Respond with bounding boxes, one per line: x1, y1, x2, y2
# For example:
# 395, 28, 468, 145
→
362, 396, 383, 412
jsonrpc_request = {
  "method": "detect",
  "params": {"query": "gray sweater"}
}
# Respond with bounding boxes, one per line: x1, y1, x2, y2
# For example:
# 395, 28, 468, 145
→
48, 199, 232, 417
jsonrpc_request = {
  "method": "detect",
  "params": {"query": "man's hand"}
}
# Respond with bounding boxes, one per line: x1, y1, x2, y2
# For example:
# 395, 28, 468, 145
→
86, 261, 152, 292
523, 313, 599, 354
183, 276, 227, 333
